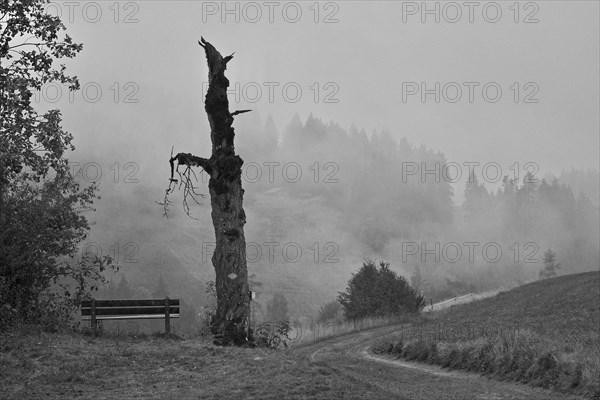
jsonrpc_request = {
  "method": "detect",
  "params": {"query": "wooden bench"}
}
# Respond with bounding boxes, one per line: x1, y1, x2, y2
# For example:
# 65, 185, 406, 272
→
81, 298, 180, 336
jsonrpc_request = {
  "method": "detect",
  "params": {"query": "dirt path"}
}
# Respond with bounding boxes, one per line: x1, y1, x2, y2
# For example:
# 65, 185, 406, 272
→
294, 324, 585, 400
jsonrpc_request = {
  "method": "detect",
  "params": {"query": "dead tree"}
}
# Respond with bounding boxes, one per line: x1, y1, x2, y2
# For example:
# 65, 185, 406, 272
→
165, 38, 252, 345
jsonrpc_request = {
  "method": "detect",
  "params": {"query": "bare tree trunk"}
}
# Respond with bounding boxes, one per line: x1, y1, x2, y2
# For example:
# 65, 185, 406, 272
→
168, 38, 252, 345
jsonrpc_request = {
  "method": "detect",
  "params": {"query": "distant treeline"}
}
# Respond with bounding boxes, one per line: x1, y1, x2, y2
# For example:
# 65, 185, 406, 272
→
235, 113, 599, 302
81, 112, 599, 317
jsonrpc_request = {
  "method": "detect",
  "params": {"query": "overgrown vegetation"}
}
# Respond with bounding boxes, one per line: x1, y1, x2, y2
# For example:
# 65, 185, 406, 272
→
372, 330, 597, 397
254, 320, 291, 349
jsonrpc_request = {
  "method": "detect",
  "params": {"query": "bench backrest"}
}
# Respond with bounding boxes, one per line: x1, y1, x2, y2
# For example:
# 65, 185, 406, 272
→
81, 299, 180, 320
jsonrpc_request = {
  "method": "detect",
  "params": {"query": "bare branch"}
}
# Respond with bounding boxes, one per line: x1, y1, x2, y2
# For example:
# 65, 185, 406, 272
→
231, 109, 252, 117
155, 182, 175, 219
8, 42, 45, 50
178, 165, 205, 218
223, 53, 234, 64
161, 150, 211, 218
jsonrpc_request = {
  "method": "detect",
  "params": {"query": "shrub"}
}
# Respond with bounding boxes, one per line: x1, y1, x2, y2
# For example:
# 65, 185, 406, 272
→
371, 338, 394, 355
402, 340, 431, 362
254, 320, 291, 349
338, 260, 425, 321
391, 339, 404, 357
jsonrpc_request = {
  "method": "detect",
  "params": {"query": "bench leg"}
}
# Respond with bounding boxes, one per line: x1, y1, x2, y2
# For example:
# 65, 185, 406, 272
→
165, 298, 170, 336
91, 298, 97, 336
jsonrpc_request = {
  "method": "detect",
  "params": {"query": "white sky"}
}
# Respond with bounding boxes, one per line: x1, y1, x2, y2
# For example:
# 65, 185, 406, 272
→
42, 1, 599, 179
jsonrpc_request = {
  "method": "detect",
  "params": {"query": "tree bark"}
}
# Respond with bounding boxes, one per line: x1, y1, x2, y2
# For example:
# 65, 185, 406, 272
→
170, 38, 251, 345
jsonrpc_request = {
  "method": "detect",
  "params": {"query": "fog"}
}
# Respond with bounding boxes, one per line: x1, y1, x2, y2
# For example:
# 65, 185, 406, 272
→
36, 1, 599, 327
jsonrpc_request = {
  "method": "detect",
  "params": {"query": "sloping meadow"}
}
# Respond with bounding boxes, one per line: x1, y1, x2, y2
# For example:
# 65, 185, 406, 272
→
371, 271, 600, 399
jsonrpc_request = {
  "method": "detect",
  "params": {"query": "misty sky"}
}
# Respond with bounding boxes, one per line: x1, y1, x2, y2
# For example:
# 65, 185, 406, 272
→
42, 1, 599, 182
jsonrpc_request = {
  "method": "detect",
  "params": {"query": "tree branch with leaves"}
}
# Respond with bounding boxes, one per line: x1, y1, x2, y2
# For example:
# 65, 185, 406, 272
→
0, 0, 117, 328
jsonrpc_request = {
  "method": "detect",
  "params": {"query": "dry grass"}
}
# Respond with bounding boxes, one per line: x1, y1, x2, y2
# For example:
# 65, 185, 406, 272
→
0, 325, 386, 399
289, 313, 420, 347
370, 271, 600, 399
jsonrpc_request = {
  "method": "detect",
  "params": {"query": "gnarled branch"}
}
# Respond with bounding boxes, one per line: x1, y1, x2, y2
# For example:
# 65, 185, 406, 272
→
169, 152, 212, 181
158, 150, 212, 218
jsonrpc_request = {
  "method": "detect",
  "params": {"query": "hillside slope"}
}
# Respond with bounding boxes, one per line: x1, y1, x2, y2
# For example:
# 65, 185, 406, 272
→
432, 271, 600, 347
372, 271, 600, 398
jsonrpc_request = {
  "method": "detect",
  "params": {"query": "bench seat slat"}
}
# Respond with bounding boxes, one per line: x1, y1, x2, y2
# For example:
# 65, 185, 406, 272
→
81, 306, 180, 312
81, 306, 179, 316
82, 314, 180, 321
81, 299, 179, 308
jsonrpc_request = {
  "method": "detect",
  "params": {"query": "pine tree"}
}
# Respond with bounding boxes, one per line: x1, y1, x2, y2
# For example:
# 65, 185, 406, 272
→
463, 170, 488, 221
539, 249, 561, 279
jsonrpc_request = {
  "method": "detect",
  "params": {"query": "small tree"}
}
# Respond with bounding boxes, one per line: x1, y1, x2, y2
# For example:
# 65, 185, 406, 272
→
338, 260, 425, 320
153, 275, 169, 298
539, 249, 561, 279
116, 275, 133, 299
266, 292, 289, 322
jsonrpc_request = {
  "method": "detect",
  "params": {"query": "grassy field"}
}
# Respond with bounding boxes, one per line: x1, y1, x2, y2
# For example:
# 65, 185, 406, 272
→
0, 327, 389, 400
2, 272, 598, 399
371, 271, 600, 399
0, 314, 416, 399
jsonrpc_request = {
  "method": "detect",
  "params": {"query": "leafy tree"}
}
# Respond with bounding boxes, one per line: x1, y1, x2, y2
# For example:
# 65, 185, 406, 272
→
338, 260, 425, 320
266, 292, 289, 322
0, 0, 116, 325
539, 249, 561, 279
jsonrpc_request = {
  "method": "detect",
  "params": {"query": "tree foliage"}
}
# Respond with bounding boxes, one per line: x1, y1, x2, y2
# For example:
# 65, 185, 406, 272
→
337, 260, 425, 320
539, 249, 561, 280
0, 0, 116, 326
1, 0, 82, 182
